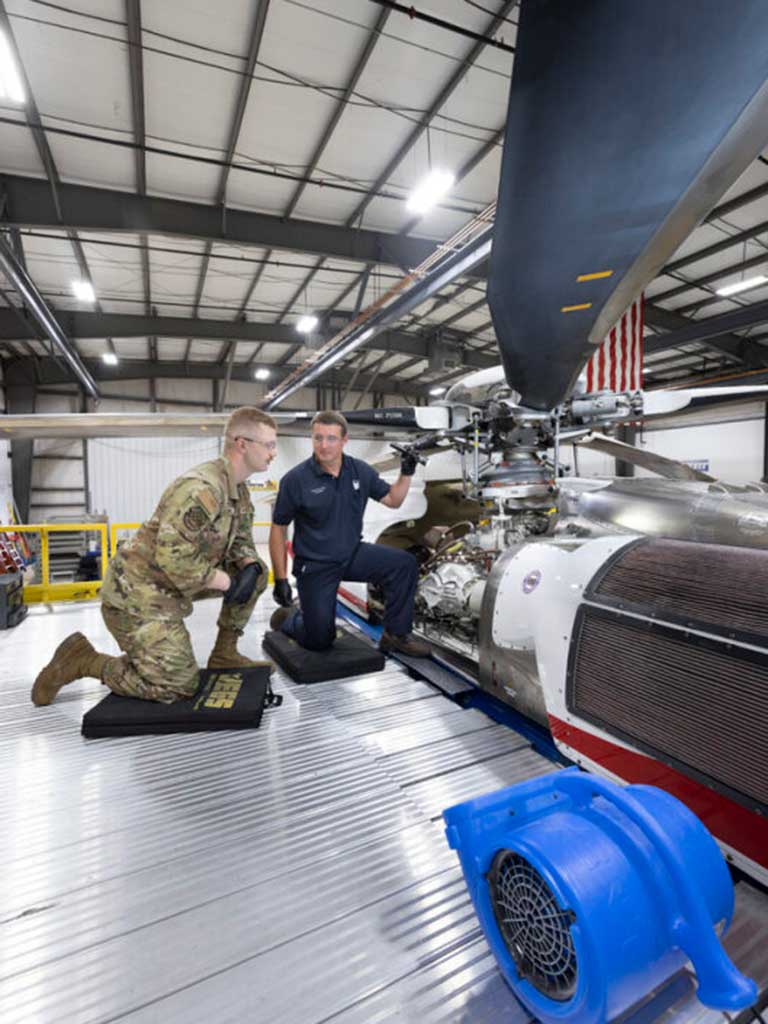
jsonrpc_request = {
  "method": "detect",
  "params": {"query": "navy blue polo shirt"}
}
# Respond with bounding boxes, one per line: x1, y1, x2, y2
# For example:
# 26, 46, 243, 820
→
273, 454, 391, 565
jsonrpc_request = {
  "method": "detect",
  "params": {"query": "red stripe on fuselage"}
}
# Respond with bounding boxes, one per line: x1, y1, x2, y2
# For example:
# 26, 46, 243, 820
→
337, 585, 368, 611
548, 715, 768, 870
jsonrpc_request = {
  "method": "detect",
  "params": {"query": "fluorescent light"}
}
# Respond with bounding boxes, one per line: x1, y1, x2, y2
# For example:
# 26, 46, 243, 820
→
296, 314, 318, 334
359, 328, 374, 342
72, 280, 96, 303
254, 368, 270, 380
406, 169, 455, 215
0, 32, 24, 103
429, 386, 446, 396
716, 275, 768, 297
102, 352, 118, 366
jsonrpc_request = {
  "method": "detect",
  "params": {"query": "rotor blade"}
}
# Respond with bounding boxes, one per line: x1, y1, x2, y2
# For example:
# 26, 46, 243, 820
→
488, 0, 768, 411
343, 407, 451, 431
643, 384, 768, 418
0, 412, 311, 439
576, 432, 715, 482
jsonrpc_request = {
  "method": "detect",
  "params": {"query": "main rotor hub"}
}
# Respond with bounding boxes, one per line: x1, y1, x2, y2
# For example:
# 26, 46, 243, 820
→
478, 447, 556, 510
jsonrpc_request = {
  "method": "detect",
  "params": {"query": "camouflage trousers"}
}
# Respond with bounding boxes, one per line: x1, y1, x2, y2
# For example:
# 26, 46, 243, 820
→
101, 562, 268, 703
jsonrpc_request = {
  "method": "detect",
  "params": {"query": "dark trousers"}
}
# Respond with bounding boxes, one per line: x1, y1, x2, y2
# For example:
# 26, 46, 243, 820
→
281, 542, 419, 651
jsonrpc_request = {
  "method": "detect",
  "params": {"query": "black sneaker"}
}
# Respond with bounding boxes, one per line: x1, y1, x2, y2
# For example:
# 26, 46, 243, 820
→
269, 606, 292, 631
379, 630, 431, 658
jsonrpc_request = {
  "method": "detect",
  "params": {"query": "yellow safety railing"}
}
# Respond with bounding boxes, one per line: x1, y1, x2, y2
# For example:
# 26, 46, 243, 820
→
0, 523, 108, 604
1, 519, 274, 603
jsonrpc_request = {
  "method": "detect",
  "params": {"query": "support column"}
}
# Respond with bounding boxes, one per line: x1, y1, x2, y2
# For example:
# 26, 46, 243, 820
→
3, 358, 37, 521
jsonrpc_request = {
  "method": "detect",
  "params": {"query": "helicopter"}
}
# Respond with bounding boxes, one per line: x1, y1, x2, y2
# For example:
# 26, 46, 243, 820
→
1, 1, 767, 887
323, 0, 768, 892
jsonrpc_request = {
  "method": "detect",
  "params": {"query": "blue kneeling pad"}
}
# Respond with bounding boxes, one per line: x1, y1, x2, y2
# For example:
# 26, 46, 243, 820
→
262, 626, 384, 683
81, 665, 280, 738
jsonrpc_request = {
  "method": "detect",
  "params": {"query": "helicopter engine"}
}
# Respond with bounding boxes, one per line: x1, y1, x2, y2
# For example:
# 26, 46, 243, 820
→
411, 419, 559, 658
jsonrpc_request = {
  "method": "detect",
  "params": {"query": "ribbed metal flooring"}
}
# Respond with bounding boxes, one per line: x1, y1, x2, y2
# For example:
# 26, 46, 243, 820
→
1, 600, 766, 1024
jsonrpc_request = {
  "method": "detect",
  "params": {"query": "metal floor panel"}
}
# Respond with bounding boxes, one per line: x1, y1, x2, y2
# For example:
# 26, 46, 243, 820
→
381, 725, 532, 788
360, 708, 495, 757
337, 693, 470, 737
311, 674, 438, 718
404, 747, 555, 821
110, 870, 484, 1024
2, 600, 767, 1024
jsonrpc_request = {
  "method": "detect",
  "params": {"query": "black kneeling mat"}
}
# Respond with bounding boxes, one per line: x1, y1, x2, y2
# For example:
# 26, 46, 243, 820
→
262, 625, 384, 684
81, 665, 281, 738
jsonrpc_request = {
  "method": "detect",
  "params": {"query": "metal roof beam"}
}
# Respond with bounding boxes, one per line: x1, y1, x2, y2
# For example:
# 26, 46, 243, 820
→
651, 250, 768, 305
0, 308, 496, 366
0, 3, 115, 357
272, 7, 390, 325
125, 0, 154, 363
281, 2, 513, 325
199, 0, 271, 359
645, 301, 768, 366
0, 235, 99, 397
346, 2, 516, 229
324, 123, 501, 321
661, 218, 768, 277
16, 355, 431, 398
0, 174, 442, 269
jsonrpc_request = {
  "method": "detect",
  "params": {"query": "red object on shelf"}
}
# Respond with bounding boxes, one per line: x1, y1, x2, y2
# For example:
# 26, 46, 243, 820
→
0, 537, 25, 575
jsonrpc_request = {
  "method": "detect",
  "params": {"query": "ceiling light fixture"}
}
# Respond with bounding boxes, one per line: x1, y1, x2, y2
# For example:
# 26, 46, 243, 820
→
102, 351, 118, 366
407, 169, 455, 215
716, 275, 768, 297
429, 386, 446, 396
254, 368, 270, 380
0, 32, 24, 104
72, 280, 96, 303
296, 314, 318, 334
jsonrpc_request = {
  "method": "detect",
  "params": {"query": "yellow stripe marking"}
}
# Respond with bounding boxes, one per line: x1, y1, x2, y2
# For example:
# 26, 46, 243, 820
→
576, 270, 614, 282
561, 302, 592, 313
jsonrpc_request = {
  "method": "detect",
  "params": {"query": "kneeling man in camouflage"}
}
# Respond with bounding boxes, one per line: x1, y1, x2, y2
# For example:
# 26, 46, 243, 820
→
32, 407, 277, 706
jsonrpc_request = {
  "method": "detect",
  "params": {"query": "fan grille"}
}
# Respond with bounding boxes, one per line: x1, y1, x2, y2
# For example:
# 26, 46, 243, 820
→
489, 850, 577, 1000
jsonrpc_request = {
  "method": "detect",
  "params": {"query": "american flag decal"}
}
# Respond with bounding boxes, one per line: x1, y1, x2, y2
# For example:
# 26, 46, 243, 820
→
585, 295, 644, 393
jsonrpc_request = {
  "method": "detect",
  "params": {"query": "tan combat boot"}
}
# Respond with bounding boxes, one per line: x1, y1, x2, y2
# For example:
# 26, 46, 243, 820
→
207, 628, 272, 671
31, 632, 113, 706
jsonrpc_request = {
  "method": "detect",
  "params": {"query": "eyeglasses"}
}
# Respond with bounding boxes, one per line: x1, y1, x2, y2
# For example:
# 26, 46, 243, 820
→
236, 435, 277, 452
312, 434, 343, 445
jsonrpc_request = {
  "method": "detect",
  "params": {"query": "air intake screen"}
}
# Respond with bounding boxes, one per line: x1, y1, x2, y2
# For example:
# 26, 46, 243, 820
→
569, 607, 768, 813
488, 849, 577, 1000
588, 538, 768, 645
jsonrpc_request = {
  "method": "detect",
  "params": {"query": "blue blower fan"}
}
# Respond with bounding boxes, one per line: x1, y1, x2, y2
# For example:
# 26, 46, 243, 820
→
443, 768, 757, 1024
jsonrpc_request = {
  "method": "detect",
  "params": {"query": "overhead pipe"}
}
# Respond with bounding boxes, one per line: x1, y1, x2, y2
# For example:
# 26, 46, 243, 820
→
263, 222, 493, 410
0, 232, 100, 400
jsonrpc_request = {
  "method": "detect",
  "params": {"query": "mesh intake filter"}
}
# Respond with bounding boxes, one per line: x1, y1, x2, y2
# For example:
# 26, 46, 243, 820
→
588, 537, 768, 644
568, 607, 768, 812
488, 850, 577, 1000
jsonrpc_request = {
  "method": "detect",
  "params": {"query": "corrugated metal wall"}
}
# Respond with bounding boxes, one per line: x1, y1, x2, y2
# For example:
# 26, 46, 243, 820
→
87, 437, 223, 522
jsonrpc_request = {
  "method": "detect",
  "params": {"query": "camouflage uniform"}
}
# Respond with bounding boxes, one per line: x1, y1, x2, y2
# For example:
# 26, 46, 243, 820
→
100, 456, 268, 702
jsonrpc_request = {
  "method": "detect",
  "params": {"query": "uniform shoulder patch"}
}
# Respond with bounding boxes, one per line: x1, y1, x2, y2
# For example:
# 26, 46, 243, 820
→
197, 488, 220, 517
183, 505, 210, 532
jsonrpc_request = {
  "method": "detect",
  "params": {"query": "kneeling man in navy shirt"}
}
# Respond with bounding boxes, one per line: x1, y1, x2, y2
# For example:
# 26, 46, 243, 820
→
268, 410, 430, 657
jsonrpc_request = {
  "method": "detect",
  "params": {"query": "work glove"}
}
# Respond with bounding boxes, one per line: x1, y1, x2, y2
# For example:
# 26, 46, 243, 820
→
223, 562, 263, 604
400, 450, 419, 476
273, 578, 293, 607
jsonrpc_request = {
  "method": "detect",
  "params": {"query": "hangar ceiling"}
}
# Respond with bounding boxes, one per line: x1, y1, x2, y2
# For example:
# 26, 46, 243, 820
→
1, 0, 768, 406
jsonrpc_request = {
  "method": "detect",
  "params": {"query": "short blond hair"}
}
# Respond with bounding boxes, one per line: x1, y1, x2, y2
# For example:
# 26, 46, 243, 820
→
224, 406, 277, 451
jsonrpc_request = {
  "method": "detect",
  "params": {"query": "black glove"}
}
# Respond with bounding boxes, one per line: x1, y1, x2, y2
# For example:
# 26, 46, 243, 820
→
223, 562, 262, 604
400, 450, 418, 476
273, 578, 293, 607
